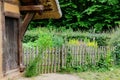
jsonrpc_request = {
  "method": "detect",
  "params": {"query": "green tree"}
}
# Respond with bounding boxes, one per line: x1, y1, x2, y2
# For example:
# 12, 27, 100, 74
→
32, 0, 120, 32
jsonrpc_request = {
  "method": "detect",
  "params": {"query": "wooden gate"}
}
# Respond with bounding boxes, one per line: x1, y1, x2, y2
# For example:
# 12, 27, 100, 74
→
3, 17, 19, 75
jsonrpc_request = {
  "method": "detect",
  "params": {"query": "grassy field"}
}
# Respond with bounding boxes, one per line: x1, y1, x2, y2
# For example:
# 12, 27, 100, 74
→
76, 68, 120, 80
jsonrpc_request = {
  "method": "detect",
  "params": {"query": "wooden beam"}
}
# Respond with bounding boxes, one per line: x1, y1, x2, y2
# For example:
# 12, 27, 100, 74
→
20, 5, 44, 12
20, 13, 35, 39
4, 12, 20, 18
4, 2, 20, 15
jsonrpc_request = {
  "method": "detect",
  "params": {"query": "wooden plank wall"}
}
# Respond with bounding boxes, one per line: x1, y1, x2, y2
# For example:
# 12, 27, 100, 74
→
0, 0, 21, 77
1, 0, 20, 75
3, 17, 19, 74
0, 1, 3, 78
4, 2, 19, 14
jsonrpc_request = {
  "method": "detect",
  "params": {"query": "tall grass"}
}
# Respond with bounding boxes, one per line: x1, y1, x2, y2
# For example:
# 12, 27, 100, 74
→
109, 27, 120, 46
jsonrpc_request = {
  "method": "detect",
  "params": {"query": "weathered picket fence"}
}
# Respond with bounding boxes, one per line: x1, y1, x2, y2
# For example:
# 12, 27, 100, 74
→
23, 45, 115, 74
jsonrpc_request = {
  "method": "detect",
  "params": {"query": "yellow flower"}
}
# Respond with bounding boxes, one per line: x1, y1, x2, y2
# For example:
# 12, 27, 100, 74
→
68, 39, 80, 45
87, 41, 98, 47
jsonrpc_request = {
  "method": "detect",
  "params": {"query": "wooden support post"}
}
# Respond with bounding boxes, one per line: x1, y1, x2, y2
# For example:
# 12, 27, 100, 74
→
0, 1, 3, 78
18, 22, 24, 72
21, 13, 35, 39
19, 13, 35, 72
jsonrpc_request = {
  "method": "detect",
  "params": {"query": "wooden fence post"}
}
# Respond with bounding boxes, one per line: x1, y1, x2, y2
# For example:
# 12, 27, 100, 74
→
60, 46, 63, 69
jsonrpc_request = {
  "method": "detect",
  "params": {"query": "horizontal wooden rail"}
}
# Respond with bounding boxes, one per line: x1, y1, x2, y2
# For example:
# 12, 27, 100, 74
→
20, 5, 44, 12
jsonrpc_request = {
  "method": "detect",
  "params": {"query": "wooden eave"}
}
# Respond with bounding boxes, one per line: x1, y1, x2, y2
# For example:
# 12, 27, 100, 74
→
19, 0, 62, 19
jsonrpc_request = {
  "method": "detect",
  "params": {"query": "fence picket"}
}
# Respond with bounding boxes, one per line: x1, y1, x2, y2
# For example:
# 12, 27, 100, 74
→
41, 48, 44, 74
54, 47, 56, 72
58, 47, 60, 71
26, 47, 28, 67
64, 45, 66, 67
45, 48, 47, 74
50, 48, 53, 73
48, 47, 50, 73
61, 45, 64, 68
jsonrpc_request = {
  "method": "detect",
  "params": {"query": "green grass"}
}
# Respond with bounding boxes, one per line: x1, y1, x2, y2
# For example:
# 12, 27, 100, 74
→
76, 67, 120, 80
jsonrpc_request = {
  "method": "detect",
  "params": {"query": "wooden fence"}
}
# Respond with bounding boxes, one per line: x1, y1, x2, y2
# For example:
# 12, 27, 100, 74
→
23, 45, 115, 74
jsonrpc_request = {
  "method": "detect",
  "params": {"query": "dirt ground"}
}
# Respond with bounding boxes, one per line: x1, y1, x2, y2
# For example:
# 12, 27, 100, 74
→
15, 73, 84, 80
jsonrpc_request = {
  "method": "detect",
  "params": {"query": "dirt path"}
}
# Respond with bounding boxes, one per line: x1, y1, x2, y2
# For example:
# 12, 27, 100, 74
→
15, 73, 83, 80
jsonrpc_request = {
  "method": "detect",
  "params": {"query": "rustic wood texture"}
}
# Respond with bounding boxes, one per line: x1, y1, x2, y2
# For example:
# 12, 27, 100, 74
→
3, 17, 19, 74
4, 12, 20, 18
20, 0, 62, 19
20, 5, 44, 12
34, 0, 62, 19
4, 0, 19, 4
0, 0, 62, 76
0, 1, 3, 77
4, 2, 20, 14
19, 13, 35, 70
21, 13, 35, 39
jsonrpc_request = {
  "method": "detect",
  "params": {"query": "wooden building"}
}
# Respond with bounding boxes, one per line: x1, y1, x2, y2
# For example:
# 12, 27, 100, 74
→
0, 0, 62, 78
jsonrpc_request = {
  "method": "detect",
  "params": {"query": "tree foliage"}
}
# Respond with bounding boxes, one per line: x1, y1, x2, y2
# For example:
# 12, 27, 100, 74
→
33, 0, 120, 32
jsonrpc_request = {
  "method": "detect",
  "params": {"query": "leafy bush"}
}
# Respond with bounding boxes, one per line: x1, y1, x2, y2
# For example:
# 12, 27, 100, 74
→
109, 27, 120, 46
113, 44, 120, 65
60, 48, 74, 73
24, 48, 43, 77
23, 29, 39, 43
23, 28, 64, 48
34, 32, 53, 48
23, 28, 110, 47
52, 35, 64, 47
62, 32, 110, 46
96, 52, 113, 71
25, 55, 40, 77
